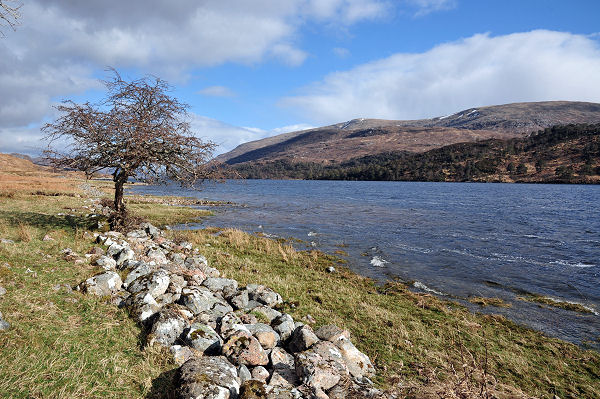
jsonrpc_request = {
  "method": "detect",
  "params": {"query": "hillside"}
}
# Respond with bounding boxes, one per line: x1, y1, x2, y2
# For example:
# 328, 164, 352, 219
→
217, 101, 600, 165
230, 124, 600, 183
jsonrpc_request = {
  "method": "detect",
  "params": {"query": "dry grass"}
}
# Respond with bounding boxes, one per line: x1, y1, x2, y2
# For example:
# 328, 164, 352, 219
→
170, 228, 600, 399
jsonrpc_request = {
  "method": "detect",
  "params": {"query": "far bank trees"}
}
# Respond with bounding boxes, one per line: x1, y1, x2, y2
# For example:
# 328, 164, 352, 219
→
43, 69, 216, 229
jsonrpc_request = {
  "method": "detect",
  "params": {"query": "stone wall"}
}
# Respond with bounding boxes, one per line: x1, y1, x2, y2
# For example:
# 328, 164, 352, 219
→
79, 223, 383, 399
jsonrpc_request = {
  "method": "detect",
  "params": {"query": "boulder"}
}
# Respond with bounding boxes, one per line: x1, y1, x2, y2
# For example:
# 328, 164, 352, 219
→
177, 356, 240, 399
229, 289, 249, 310
334, 337, 375, 378
147, 307, 188, 347
272, 314, 295, 342
238, 364, 252, 384
142, 222, 161, 238
315, 325, 350, 343
269, 347, 298, 388
127, 269, 170, 298
251, 306, 281, 324
178, 287, 232, 317
95, 255, 117, 271
126, 291, 161, 324
203, 277, 238, 296
146, 247, 168, 265
115, 248, 135, 267
246, 323, 280, 349
294, 341, 348, 392
123, 262, 154, 288
222, 331, 269, 367
247, 284, 283, 307
185, 323, 223, 355
80, 271, 122, 296
251, 366, 270, 382
287, 325, 319, 353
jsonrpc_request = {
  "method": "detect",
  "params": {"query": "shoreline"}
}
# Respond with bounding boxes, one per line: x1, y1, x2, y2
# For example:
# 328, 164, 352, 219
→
1, 171, 599, 398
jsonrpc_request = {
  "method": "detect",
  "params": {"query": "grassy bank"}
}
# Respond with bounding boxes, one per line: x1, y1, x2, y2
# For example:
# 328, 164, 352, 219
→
0, 157, 599, 398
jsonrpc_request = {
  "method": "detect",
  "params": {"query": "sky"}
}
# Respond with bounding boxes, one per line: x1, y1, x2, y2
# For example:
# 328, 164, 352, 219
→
1, 0, 600, 156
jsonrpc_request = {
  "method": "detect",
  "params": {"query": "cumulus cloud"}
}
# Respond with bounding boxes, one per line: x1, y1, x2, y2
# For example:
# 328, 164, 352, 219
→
283, 30, 600, 123
0, 0, 389, 154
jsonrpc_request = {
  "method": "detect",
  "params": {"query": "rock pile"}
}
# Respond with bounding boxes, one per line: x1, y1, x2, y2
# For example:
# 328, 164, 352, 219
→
79, 223, 381, 399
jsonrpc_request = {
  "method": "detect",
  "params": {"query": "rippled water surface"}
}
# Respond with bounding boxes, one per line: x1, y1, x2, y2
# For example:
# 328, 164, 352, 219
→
130, 180, 600, 348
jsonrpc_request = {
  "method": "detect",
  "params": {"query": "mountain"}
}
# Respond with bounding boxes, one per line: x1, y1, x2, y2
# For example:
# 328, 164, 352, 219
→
230, 124, 600, 184
217, 101, 600, 165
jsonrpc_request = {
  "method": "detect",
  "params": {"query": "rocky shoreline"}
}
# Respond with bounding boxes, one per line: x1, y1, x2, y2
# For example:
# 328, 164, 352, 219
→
78, 222, 381, 399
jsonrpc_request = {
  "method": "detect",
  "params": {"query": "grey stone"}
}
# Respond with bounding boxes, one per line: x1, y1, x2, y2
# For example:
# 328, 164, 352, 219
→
127, 269, 170, 298
269, 347, 298, 388
0, 310, 10, 331
178, 287, 232, 317
167, 274, 187, 295
147, 307, 188, 347
229, 289, 249, 310
251, 305, 281, 324
184, 255, 208, 269
247, 285, 283, 307
95, 255, 117, 271
0, 239, 14, 244
169, 252, 186, 266
334, 337, 375, 378
272, 314, 296, 342
123, 262, 154, 288
203, 277, 238, 296
185, 323, 223, 355
126, 291, 162, 324
238, 365, 252, 384
294, 341, 348, 392
106, 242, 127, 258
0, 286, 6, 296
170, 345, 199, 366
177, 356, 240, 399
81, 271, 122, 296
315, 325, 350, 343
288, 325, 319, 353
127, 229, 147, 239
146, 247, 168, 265
142, 223, 161, 238
115, 248, 135, 267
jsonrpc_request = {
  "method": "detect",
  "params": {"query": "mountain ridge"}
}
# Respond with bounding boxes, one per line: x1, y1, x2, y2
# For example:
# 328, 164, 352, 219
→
216, 101, 600, 165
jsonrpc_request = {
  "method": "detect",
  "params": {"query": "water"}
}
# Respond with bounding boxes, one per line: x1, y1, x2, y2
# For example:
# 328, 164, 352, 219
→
129, 180, 600, 348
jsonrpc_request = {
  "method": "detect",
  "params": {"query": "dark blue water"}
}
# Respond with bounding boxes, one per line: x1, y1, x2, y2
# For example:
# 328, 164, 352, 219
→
130, 180, 600, 348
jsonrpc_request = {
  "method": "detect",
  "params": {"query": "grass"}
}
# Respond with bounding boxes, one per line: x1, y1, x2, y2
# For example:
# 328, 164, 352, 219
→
468, 296, 512, 308
517, 294, 597, 314
166, 227, 600, 399
0, 154, 599, 399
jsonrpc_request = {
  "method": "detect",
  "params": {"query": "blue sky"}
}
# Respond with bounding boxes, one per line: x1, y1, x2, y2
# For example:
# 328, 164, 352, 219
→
1, 0, 600, 155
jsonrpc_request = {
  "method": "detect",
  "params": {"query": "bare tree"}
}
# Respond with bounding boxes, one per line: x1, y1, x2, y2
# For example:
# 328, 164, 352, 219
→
43, 69, 217, 229
0, 0, 21, 36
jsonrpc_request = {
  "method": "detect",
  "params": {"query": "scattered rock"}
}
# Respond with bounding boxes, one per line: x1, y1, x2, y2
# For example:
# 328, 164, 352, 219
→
42, 234, 54, 241
326, 266, 335, 273
0, 239, 14, 244
0, 286, 6, 296
0, 310, 10, 331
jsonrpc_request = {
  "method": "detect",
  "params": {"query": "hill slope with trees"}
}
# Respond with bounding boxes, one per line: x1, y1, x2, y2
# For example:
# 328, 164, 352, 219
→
229, 124, 600, 184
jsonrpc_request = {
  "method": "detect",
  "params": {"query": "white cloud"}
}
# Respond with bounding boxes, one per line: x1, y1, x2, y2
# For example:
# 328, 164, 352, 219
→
0, 0, 388, 154
197, 86, 236, 98
189, 116, 314, 156
408, 0, 456, 16
283, 30, 600, 123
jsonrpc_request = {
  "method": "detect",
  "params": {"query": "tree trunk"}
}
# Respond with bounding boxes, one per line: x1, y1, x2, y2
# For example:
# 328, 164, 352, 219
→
111, 173, 128, 230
